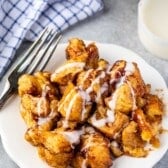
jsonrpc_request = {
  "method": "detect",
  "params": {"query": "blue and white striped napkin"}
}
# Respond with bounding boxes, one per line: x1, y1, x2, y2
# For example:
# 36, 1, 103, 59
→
0, 0, 104, 80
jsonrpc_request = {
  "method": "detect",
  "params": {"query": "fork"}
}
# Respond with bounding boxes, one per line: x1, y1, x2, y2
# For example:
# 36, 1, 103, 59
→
0, 27, 62, 109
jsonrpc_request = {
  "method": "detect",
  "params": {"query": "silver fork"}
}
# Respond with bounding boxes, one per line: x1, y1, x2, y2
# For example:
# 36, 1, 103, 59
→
0, 27, 62, 109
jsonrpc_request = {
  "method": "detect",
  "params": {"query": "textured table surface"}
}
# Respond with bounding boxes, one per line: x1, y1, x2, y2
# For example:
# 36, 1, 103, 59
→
0, 0, 168, 167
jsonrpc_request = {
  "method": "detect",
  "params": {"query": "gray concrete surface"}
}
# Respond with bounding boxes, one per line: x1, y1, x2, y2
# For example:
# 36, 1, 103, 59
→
0, 0, 168, 167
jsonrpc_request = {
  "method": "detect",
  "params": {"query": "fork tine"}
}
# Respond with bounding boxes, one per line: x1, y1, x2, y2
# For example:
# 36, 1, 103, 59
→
39, 33, 62, 71
28, 31, 62, 74
11, 27, 48, 73
17, 28, 53, 74
25, 27, 49, 55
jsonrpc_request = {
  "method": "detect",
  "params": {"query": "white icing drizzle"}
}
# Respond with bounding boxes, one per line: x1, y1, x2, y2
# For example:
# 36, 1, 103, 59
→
127, 81, 137, 110
37, 85, 50, 116
58, 89, 75, 111
108, 62, 136, 112
95, 82, 108, 103
81, 134, 94, 152
76, 69, 94, 121
136, 112, 144, 125
84, 126, 95, 134
38, 117, 50, 125
108, 89, 119, 113
37, 97, 47, 116
37, 109, 57, 125
86, 71, 106, 95
81, 132, 107, 168
116, 62, 135, 89
78, 88, 91, 121
61, 129, 84, 149
51, 62, 85, 79
111, 141, 119, 147
113, 131, 120, 139
91, 109, 115, 127
81, 69, 93, 84
60, 85, 92, 126
115, 75, 125, 89
78, 70, 108, 121
78, 87, 91, 103
110, 76, 119, 85
81, 159, 87, 168
82, 133, 107, 152
58, 88, 77, 128
63, 93, 79, 128
125, 62, 135, 76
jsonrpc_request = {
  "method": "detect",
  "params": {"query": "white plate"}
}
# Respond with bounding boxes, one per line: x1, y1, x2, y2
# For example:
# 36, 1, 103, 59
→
0, 43, 168, 168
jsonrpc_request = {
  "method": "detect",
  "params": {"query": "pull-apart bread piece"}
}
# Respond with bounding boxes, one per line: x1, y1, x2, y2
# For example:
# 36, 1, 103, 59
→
25, 127, 83, 168
51, 38, 99, 86
105, 60, 147, 114
72, 127, 112, 168
50, 60, 85, 85
18, 38, 165, 168
66, 38, 99, 69
122, 121, 148, 157
76, 68, 110, 105
89, 105, 129, 139
18, 72, 60, 130
58, 82, 93, 128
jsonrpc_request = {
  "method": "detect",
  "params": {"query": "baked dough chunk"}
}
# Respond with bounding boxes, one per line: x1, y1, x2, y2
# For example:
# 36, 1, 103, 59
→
72, 128, 112, 168
66, 38, 99, 69
19, 72, 59, 130
89, 106, 129, 139
144, 94, 163, 121
50, 60, 85, 85
122, 121, 148, 157
51, 38, 99, 86
25, 127, 83, 168
58, 82, 92, 128
38, 146, 73, 168
76, 69, 110, 104
105, 60, 147, 115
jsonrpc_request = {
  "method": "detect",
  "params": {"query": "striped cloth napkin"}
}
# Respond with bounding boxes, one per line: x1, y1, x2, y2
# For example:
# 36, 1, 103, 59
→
0, 0, 104, 80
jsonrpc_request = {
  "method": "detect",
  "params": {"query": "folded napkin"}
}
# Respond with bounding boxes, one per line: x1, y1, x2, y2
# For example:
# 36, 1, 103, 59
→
0, 0, 104, 80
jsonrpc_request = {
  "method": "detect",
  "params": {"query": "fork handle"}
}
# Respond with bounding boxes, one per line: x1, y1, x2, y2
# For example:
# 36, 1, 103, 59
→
0, 80, 14, 110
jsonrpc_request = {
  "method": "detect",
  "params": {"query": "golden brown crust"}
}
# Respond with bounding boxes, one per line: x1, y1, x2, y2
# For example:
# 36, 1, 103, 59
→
72, 130, 112, 168
18, 74, 42, 96
66, 38, 99, 69
122, 121, 148, 157
58, 82, 92, 126
143, 94, 163, 120
50, 60, 85, 85
66, 38, 88, 61
133, 109, 154, 142
38, 146, 73, 168
89, 109, 129, 139
25, 128, 73, 153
